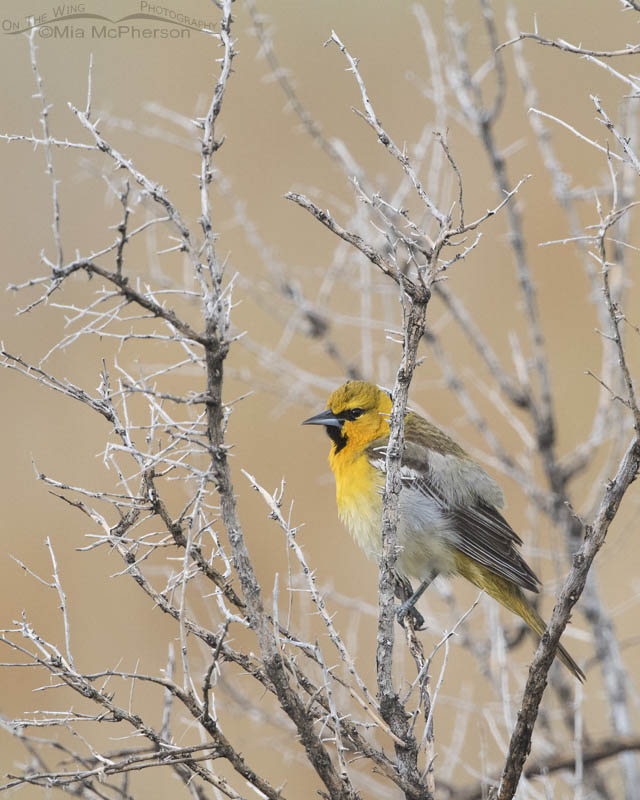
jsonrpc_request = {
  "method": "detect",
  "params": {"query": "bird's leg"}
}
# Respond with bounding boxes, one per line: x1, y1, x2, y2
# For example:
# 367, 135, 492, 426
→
396, 572, 437, 630
394, 574, 425, 629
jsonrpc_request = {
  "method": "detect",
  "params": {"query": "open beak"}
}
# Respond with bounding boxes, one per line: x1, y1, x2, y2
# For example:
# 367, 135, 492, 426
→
302, 408, 342, 428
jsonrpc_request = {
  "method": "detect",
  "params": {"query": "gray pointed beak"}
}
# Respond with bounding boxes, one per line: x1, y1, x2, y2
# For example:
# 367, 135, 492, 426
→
302, 408, 342, 428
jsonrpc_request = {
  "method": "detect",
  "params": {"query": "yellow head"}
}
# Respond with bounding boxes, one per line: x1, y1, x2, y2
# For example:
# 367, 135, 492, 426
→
303, 380, 392, 453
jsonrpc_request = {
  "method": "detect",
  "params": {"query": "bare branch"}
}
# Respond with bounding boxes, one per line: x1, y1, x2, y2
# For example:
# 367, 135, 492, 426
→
498, 31, 640, 58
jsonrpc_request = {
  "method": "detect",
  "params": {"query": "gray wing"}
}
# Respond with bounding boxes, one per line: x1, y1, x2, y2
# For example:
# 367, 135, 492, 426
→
367, 437, 541, 593
444, 495, 539, 592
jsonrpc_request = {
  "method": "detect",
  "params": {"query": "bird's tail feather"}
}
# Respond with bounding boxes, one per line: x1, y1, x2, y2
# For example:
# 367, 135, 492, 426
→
454, 554, 585, 681
510, 591, 585, 682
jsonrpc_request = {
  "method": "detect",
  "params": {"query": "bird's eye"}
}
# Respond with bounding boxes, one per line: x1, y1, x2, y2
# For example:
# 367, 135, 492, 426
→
345, 408, 364, 421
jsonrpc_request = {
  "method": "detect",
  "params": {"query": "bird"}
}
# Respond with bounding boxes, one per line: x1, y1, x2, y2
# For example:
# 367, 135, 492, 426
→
303, 379, 584, 681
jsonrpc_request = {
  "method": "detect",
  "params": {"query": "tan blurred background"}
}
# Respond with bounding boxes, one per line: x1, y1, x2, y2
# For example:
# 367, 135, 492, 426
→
1, 0, 639, 797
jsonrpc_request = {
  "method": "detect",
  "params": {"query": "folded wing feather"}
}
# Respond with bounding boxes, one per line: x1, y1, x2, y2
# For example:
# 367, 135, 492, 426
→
366, 434, 541, 593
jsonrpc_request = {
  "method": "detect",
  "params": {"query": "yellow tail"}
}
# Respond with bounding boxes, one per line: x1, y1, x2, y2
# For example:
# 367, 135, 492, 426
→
501, 584, 585, 682
455, 554, 585, 681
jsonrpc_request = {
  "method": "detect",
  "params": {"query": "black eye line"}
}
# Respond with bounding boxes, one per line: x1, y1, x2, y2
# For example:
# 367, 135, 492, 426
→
337, 407, 365, 421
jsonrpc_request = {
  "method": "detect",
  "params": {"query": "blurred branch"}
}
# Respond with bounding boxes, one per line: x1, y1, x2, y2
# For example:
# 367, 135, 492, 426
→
456, 734, 640, 800
498, 31, 640, 58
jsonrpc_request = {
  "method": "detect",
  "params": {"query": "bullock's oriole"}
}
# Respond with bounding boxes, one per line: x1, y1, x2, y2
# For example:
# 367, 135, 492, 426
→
303, 380, 584, 681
